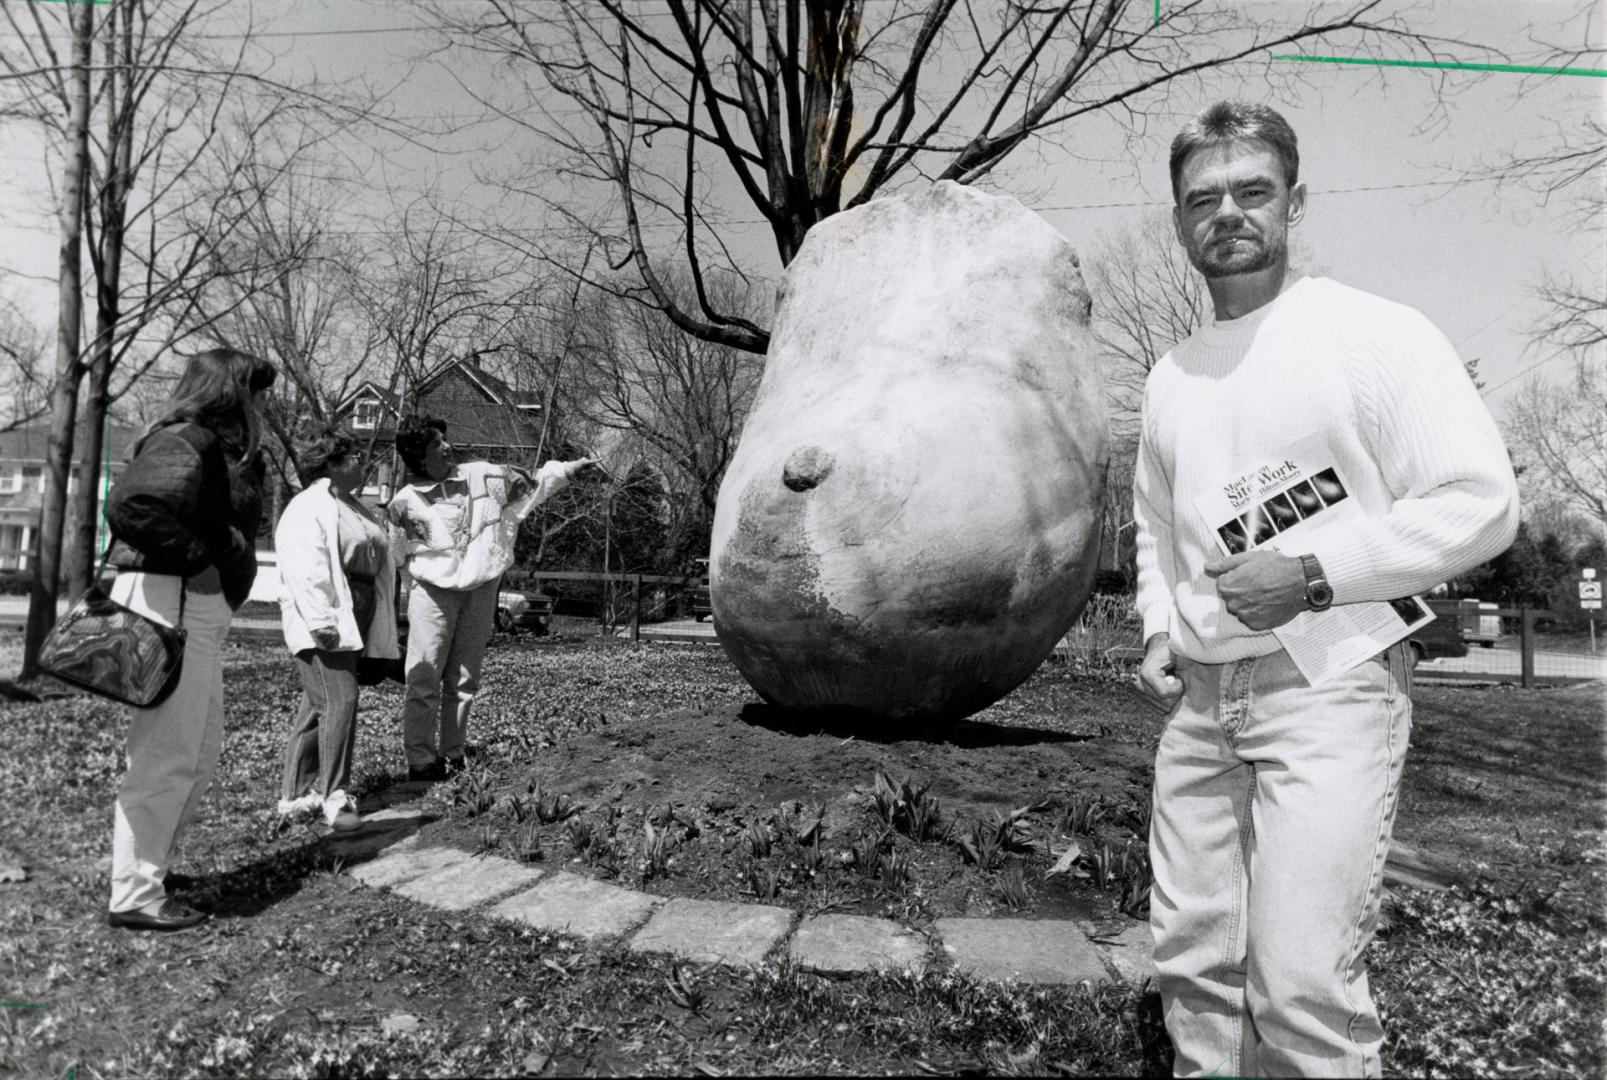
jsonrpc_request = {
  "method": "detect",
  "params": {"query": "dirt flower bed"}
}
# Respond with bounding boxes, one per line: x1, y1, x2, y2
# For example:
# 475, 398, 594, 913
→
0, 630, 1602, 1077
417, 638, 1162, 933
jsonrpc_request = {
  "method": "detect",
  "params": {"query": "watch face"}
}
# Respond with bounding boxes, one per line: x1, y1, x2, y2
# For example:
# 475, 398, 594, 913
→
1309, 581, 1334, 608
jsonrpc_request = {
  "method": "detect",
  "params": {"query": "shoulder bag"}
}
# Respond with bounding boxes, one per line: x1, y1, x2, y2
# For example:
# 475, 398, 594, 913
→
37, 549, 187, 708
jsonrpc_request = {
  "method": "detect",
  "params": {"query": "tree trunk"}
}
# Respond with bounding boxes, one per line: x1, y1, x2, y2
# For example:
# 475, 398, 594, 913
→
66, 0, 131, 599
64, 341, 112, 597
22, 0, 94, 678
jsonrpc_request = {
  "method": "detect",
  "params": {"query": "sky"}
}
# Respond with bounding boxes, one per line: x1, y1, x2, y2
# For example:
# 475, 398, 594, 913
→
0, 0, 1602, 422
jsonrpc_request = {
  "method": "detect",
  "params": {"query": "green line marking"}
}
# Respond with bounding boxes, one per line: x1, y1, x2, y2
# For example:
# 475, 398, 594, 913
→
0, 1001, 46, 1008
1154, 0, 1160, 26
1275, 54, 1607, 78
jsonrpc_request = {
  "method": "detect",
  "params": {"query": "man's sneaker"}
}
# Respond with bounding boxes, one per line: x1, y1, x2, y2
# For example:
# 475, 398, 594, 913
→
323, 791, 362, 832
276, 792, 322, 818
407, 761, 446, 783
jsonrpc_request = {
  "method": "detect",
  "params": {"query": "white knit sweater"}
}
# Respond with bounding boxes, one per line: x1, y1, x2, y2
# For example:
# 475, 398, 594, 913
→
1133, 276, 1520, 664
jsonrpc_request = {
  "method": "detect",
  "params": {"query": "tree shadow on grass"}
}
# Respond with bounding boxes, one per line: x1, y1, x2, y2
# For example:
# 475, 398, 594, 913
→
193, 812, 433, 920
738, 703, 1095, 748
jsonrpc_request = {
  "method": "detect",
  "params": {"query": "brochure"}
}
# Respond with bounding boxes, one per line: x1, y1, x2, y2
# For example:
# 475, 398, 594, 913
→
1194, 435, 1432, 685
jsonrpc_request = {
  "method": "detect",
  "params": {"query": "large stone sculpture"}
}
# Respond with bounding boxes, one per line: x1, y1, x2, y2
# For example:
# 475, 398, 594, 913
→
710, 180, 1109, 725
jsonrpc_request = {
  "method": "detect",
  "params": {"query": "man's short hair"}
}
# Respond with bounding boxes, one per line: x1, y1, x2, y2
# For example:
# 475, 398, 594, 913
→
395, 415, 448, 475
1169, 101, 1299, 201
296, 428, 357, 482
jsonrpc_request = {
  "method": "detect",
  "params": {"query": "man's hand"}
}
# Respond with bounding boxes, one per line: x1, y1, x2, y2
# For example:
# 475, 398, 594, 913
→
1137, 632, 1185, 712
1204, 550, 1309, 631
311, 626, 342, 651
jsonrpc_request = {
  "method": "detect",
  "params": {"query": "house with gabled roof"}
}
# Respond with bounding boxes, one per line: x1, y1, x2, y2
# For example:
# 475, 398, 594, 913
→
334, 356, 551, 502
0, 422, 138, 571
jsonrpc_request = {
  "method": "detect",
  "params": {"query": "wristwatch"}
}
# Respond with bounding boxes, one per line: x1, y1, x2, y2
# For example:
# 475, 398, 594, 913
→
1300, 553, 1334, 612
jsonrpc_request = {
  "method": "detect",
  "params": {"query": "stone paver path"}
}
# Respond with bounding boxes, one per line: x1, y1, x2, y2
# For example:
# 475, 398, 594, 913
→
935, 916, 1110, 985
337, 787, 1447, 988
491, 870, 661, 940
790, 913, 929, 976
631, 898, 794, 966
343, 833, 1147, 987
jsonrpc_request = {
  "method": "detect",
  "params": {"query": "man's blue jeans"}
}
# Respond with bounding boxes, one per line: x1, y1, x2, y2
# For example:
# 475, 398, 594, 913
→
1150, 643, 1412, 1078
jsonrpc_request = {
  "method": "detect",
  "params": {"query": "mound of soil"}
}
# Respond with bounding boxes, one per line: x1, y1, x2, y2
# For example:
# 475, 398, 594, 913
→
427, 689, 1164, 930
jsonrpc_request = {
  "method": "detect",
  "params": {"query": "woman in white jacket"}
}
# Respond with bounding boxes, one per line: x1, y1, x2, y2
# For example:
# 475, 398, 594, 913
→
274, 432, 399, 830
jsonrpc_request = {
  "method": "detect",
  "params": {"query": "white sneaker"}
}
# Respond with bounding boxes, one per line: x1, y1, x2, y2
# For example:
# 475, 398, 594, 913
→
276, 792, 322, 818
323, 790, 362, 832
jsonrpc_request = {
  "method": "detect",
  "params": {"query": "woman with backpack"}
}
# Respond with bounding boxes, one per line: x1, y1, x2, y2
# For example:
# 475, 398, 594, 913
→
102, 347, 277, 932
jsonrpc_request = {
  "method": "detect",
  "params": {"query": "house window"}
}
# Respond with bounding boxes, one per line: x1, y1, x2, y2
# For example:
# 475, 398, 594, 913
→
352, 399, 380, 431
22, 465, 43, 494
0, 468, 20, 494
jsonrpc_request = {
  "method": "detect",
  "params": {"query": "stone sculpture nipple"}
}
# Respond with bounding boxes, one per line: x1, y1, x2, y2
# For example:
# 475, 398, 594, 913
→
782, 446, 834, 492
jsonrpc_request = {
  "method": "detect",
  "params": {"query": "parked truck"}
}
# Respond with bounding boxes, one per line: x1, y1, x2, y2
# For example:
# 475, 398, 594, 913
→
1457, 598, 1502, 648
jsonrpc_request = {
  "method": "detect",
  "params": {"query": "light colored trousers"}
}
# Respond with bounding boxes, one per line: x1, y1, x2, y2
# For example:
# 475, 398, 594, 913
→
401, 578, 498, 769
1150, 643, 1411, 1078
108, 572, 233, 914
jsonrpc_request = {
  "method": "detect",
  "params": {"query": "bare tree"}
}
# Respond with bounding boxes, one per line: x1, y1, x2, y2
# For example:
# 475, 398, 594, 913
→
1480, 111, 1605, 359
1, 0, 388, 671
1086, 213, 1208, 438
429, 0, 1460, 354
1476, 11, 1604, 537
365, 202, 531, 408
3, 0, 92, 675
1083, 213, 1209, 584
555, 272, 765, 564
0, 297, 52, 432
1505, 358, 1607, 535
182, 152, 381, 491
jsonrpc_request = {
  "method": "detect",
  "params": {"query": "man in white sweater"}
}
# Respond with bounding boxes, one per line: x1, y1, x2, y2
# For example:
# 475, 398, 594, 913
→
1133, 101, 1518, 1078
388, 415, 595, 781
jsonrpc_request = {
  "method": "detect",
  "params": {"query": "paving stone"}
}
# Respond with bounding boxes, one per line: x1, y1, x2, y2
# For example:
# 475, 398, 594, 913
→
489, 871, 660, 940
629, 898, 793, 966
1385, 840, 1454, 892
1091, 921, 1158, 987
788, 914, 928, 975
348, 844, 471, 889
934, 917, 1109, 985
394, 854, 546, 911
362, 806, 437, 825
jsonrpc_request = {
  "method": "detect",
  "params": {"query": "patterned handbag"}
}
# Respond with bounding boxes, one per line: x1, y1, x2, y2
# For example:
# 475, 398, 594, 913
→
38, 560, 187, 708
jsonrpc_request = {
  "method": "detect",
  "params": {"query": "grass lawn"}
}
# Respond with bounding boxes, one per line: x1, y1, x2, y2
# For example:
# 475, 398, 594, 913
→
0, 630, 1601, 1077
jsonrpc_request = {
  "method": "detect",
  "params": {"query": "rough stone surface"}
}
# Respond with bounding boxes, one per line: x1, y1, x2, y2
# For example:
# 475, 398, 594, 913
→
1385, 840, 1455, 892
489, 871, 660, 940
394, 854, 546, 911
1091, 921, 1158, 987
789, 914, 929, 975
629, 898, 794, 966
710, 180, 1108, 724
362, 806, 438, 825
348, 843, 471, 889
935, 917, 1110, 985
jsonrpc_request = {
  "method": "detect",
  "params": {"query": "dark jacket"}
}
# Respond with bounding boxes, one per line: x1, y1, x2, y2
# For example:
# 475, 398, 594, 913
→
105, 421, 265, 609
